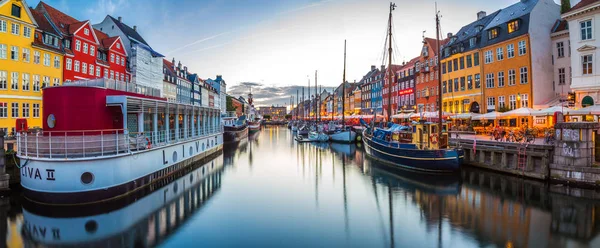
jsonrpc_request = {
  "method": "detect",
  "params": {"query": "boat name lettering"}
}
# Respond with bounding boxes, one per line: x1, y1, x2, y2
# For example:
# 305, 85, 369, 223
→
163, 150, 168, 165
21, 167, 45, 180
23, 220, 61, 240
46, 169, 56, 181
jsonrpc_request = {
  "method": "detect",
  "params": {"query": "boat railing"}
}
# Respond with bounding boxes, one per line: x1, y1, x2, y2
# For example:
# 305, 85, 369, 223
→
16, 127, 223, 159
62, 78, 162, 98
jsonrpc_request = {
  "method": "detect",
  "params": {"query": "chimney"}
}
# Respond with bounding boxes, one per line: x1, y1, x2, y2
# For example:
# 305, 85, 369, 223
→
171, 58, 175, 69
118, 16, 122, 22
178, 61, 182, 69
371, 65, 376, 71
447, 32, 453, 39
381, 65, 385, 72
477, 11, 486, 20
133, 25, 137, 31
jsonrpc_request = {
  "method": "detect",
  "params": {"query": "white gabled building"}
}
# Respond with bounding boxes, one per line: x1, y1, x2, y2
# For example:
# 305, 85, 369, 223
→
550, 19, 573, 105
562, 0, 600, 107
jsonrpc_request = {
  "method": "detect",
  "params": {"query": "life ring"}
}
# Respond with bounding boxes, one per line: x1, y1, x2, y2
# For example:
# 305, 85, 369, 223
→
146, 137, 152, 149
430, 133, 439, 144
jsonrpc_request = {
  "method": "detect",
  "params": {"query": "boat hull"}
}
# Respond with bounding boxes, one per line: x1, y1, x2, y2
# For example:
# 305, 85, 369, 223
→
20, 134, 223, 205
224, 125, 248, 143
248, 123, 261, 133
362, 133, 463, 173
329, 130, 357, 143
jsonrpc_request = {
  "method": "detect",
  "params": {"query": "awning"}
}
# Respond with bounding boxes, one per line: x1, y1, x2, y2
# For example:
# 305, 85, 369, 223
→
450, 113, 481, 119
472, 111, 501, 120
582, 96, 594, 107
533, 106, 572, 116
567, 105, 600, 115
500, 107, 537, 118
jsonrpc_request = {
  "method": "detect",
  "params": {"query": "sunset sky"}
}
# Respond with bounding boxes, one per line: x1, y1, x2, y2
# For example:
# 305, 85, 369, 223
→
30, 0, 565, 106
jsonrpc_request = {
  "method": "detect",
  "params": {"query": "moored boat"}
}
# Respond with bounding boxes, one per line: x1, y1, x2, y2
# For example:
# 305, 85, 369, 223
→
17, 79, 224, 205
222, 112, 248, 143
329, 129, 357, 143
248, 119, 261, 133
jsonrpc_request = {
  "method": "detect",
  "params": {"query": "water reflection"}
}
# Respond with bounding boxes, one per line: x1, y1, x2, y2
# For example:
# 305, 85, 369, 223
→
1, 127, 599, 247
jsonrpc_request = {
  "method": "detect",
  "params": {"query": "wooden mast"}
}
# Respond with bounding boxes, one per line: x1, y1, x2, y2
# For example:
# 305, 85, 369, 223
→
315, 70, 318, 122
386, 2, 396, 123
342, 40, 346, 128
435, 3, 443, 145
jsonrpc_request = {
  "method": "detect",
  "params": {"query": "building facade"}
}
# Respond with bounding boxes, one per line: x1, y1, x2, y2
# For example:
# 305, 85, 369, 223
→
258, 106, 287, 120
0, 0, 63, 132
562, 0, 600, 107
162, 59, 177, 102
550, 19, 573, 106
396, 57, 418, 113
415, 38, 447, 113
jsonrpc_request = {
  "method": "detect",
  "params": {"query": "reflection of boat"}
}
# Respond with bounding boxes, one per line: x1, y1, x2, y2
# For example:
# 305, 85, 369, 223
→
369, 162, 461, 195
330, 143, 356, 157
21, 155, 224, 247
248, 120, 261, 133
295, 131, 328, 143
329, 129, 357, 143
222, 112, 248, 143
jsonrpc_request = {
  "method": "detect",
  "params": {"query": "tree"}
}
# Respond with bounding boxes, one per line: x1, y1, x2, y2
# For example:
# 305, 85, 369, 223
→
561, 0, 571, 14
263, 115, 272, 120
226, 96, 237, 112
285, 114, 292, 120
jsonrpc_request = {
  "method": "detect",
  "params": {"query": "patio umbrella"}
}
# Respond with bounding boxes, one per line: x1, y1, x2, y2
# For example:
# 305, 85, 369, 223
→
566, 105, 600, 115
533, 106, 573, 116
450, 113, 481, 119
472, 111, 501, 120
500, 107, 537, 118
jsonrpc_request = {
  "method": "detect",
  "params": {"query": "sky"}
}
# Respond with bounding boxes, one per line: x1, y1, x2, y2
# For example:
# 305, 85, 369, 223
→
28, 0, 565, 107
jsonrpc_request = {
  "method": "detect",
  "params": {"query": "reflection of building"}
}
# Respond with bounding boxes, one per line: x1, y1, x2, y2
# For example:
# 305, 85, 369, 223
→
258, 106, 287, 120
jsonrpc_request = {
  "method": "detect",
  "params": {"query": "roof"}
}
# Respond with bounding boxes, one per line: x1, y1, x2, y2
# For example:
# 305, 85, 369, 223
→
551, 19, 568, 33
162, 59, 176, 77
29, 7, 59, 36
569, 0, 600, 13
36, 1, 79, 35
484, 0, 538, 31
424, 37, 449, 55
445, 11, 500, 48
67, 21, 87, 34
107, 15, 149, 46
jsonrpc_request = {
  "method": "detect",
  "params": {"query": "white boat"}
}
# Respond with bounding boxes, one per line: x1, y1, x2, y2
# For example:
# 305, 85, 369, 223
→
329, 130, 357, 143
17, 79, 224, 205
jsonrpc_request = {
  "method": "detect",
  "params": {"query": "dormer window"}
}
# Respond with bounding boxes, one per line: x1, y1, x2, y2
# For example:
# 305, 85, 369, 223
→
11, 4, 21, 18
475, 25, 483, 32
469, 37, 477, 47
84, 28, 89, 35
507, 20, 520, 33
488, 28, 498, 40
450, 37, 457, 43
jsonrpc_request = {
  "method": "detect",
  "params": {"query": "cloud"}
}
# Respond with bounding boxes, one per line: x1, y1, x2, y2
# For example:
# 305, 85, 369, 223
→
167, 31, 232, 54
86, 0, 127, 18
228, 84, 335, 107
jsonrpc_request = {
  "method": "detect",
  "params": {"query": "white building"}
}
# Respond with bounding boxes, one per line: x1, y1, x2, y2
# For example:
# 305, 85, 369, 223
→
562, 0, 600, 107
550, 19, 573, 104
94, 16, 164, 91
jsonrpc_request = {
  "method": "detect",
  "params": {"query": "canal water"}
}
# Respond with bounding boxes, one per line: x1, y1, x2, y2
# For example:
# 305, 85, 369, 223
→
2, 126, 600, 247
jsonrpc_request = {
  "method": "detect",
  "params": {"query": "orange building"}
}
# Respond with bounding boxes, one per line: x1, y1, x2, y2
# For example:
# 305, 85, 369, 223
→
415, 38, 448, 113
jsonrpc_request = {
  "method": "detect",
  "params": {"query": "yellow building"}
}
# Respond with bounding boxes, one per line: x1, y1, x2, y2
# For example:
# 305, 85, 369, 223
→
0, 0, 63, 133
441, 11, 499, 114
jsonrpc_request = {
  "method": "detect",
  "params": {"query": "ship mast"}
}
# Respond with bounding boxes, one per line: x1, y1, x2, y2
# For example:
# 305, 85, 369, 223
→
386, 2, 396, 123
315, 70, 318, 122
342, 40, 347, 128
435, 3, 443, 145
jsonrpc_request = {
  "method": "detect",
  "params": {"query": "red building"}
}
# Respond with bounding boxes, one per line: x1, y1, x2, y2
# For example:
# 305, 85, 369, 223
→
382, 64, 402, 116
415, 37, 449, 113
35, 2, 129, 83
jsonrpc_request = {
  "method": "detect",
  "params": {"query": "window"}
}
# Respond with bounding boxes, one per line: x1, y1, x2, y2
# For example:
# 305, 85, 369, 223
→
111, 54, 115, 63
66, 58, 72, 70
0, 20, 6, 32
486, 73, 495, 88
10, 46, 18, 61
116, 55, 120, 65
83, 43, 88, 54
0, 71, 6, 89
557, 42, 564, 58
518, 40, 527, 55
454, 78, 459, 92
473, 52, 480, 66
64, 39, 71, 49
448, 61, 453, 72
33, 51, 40, 64
0, 44, 5, 59
23, 26, 31, 38
110, 70, 114, 79
498, 71, 505, 87
558, 68, 566, 85
43, 53, 50, 66
10, 72, 18, 90
442, 81, 447, 93
498, 96, 506, 109
581, 20, 592, 41
11, 103, 18, 118
507, 44, 515, 58
442, 62, 446, 74
120, 74, 124, 82
82, 62, 87, 74
496, 47, 504, 61
485, 50, 493, 64
507, 20, 520, 33
115, 72, 119, 80
117, 43, 120, 49
487, 97, 496, 109
509, 95, 517, 109
96, 67, 100, 77
33, 104, 39, 118
22, 73, 29, 91
582, 55, 593, 75
453, 59, 458, 71
11, 23, 19, 35
42, 76, 49, 88
466, 55, 472, 68
0, 103, 6, 118
458, 57, 464, 70
11, 4, 21, 18
488, 29, 498, 39
520, 94, 529, 107
31, 75, 38, 91
90, 46, 95, 56
460, 77, 466, 91
84, 28, 89, 35
104, 69, 108, 78
74, 60, 80, 72
22, 103, 29, 118
469, 37, 476, 47
53, 78, 59, 86
475, 74, 481, 88
89, 64, 94, 75
22, 48, 29, 62
520, 67, 528, 84
508, 69, 516, 86
75, 40, 81, 51
54, 56, 60, 68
